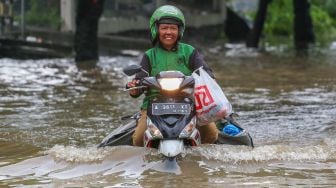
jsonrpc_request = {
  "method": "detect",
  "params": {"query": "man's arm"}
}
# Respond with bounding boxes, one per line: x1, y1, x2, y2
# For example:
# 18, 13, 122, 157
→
127, 54, 151, 98
135, 54, 151, 80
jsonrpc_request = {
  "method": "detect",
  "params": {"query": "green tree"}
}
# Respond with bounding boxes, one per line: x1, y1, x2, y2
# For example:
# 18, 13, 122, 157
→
25, 0, 61, 29
310, 4, 336, 40
261, 0, 336, 42
264, 0, 293, 36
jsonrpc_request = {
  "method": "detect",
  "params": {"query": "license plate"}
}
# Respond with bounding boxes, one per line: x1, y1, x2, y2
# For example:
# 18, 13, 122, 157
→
152, 103, 191, 115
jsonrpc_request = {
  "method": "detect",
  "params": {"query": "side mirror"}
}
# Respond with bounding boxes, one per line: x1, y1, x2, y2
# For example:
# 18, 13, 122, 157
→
123, 64, 142, 76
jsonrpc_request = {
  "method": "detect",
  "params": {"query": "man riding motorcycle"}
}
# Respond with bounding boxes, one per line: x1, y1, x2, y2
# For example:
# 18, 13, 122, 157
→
127, 5, 218, 147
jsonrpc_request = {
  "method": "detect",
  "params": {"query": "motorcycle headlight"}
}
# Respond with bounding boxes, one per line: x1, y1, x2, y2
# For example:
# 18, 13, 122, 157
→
158, 78, 183, 91
147, 118, 163, 138
179, 117, 196, 138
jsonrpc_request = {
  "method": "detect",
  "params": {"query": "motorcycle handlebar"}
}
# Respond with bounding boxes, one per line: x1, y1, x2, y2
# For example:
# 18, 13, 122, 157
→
124, 85, 147, 91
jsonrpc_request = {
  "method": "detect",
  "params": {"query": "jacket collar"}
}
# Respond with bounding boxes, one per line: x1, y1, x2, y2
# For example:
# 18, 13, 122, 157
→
157, 42, 178, 52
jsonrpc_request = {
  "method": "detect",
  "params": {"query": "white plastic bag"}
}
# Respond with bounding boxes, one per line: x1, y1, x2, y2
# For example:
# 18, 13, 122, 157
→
192, 68, 232, 125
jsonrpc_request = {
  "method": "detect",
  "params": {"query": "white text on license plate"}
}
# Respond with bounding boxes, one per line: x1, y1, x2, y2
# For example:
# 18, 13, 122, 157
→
152, 103, 191, 115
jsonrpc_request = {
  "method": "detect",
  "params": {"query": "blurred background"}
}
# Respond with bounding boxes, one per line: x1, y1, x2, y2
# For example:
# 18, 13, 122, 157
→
0, 0, 335, 60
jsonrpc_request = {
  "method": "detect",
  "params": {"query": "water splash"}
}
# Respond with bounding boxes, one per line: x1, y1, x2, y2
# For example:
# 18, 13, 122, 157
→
46, 145, 118, 162
191, 138, 336, 163
0, 145, 182, 180
0, 140, 335, 183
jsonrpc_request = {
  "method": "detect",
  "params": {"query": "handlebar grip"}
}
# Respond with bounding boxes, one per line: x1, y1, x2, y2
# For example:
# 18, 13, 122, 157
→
124, 86, 147, 91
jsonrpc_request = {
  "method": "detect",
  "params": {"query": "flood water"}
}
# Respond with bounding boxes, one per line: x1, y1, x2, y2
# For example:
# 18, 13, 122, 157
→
0, 47, 336, 187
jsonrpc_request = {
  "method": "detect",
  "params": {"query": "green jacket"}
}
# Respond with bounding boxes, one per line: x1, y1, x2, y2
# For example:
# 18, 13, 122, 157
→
132, 42, 214, 109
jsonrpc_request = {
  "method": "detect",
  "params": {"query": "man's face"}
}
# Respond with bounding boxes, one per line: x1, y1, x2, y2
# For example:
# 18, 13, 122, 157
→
158, 23, 179, 50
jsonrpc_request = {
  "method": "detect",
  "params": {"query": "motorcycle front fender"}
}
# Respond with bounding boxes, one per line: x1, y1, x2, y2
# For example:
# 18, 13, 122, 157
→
158, 140, 185, 157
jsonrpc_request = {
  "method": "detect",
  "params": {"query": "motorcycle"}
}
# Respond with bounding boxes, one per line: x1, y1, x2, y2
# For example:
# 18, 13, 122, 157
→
98, 64, 253, 158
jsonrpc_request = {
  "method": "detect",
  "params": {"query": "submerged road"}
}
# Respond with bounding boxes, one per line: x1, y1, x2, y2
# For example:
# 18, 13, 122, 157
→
0, 47, 336, 187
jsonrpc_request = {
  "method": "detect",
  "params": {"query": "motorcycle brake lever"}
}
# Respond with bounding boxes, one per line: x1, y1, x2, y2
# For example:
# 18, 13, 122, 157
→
124, 86, 147, 91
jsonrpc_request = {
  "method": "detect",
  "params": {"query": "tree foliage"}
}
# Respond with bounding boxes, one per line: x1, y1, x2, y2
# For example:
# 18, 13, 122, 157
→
310, 4, 336, 39
25, 0, 61, 29
264, 0, 293, 36
260, 0, 336, 41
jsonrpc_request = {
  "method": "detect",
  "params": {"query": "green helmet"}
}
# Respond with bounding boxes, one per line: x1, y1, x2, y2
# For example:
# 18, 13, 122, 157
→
150, 5, 185, 43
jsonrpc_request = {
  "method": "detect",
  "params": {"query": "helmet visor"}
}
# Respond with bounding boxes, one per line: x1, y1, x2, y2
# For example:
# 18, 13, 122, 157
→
157, 18, 181, 26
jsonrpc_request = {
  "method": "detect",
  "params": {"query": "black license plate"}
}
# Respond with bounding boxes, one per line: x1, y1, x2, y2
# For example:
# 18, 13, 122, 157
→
152, 103, 191, 115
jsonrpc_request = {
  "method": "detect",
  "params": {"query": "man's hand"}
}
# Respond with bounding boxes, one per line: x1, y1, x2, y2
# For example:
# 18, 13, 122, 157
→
127, 79, 141, 96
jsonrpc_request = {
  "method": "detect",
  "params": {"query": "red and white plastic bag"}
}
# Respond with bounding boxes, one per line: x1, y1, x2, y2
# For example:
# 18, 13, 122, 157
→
192, 68, 232, 125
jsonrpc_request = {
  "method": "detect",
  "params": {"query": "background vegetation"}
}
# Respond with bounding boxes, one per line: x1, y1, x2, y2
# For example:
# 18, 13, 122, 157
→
25, 0, 61, 29
18, 0, 336, 44
255, 0, 336, 44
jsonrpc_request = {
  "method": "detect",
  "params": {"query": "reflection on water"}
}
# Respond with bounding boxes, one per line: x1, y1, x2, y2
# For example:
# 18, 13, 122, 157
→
1, 47, 336, 187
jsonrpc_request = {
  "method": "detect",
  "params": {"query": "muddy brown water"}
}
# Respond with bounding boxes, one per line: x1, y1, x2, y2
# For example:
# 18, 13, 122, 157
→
0, 48, 336, 187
